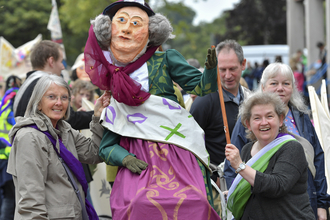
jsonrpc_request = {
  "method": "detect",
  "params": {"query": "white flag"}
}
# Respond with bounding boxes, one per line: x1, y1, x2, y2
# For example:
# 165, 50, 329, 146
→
47, 0, 66, 59
47, 0, 62, 40
308, 81, 330, 194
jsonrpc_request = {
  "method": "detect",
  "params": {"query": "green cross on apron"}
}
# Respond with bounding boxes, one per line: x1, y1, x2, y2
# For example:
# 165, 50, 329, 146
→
160, 123, 186, 141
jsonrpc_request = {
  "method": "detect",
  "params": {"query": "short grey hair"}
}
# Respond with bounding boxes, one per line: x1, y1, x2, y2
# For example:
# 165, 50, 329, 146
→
259, 62, 308, 113
25, 74, 71, 120
92, 13, 175, 50
240, 91, 288, 141
215, 39, 244, 64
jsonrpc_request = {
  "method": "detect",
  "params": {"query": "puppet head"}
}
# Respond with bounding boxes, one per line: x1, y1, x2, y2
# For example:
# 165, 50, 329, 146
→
92, 0, 175, 64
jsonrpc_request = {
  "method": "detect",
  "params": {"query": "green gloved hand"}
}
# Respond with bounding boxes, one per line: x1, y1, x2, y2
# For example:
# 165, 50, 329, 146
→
122, 155, 148, 174
204, 47, 217, 69
0, 146, 11, 160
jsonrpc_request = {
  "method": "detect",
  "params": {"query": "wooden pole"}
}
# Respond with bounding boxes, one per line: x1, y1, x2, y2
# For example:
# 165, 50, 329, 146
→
212, 45, 231, 144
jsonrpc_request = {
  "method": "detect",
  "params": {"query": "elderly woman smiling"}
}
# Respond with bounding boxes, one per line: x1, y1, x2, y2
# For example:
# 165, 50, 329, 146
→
224, 62, 329, 220
225, 92, 315, 220
7, 75, 110, 220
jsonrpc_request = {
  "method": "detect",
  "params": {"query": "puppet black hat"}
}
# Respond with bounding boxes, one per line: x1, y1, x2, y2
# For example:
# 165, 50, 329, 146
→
103, 0, 155, 19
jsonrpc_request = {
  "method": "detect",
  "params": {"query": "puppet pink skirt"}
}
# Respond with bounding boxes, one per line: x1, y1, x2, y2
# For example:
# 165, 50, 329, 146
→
110, 137, 220, 220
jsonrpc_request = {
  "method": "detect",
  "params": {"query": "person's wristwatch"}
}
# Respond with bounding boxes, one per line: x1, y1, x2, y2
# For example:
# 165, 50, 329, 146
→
235, 162, 246, 174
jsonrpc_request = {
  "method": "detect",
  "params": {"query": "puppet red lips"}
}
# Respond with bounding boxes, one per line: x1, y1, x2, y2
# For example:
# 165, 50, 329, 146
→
119, 36, 130, 40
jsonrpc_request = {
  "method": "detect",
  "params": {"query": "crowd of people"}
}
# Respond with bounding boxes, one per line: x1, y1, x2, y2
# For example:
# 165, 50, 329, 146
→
0, 0, 329, 219
241, 59, 269, 91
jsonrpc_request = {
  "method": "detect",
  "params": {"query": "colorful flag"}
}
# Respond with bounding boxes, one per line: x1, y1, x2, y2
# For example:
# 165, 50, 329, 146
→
15, 34, 42, 62
0, 35, 43, 78
0, 37, 16, 75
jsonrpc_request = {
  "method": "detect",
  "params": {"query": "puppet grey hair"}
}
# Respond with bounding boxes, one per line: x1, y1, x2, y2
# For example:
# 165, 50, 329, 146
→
148, 14, 175, 46
91, 13, 175, 49
91, 14, 112, 50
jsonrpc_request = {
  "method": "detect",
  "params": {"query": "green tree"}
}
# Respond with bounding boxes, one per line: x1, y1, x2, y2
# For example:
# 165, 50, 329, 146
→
156, 1, 196, 26
0, 0, 216, 67
60, 0, 112, 35
0, 0, 51, 47
217, 0, 287, 45
0, 0, 114, 65
59, 0, 114, 64
154, 1, 219, 65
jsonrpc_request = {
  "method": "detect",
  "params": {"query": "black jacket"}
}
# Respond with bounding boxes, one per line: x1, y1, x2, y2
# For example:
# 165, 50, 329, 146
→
240, 141, 315, 220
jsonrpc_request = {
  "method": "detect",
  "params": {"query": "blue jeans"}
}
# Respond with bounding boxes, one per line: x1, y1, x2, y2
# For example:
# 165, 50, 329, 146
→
0, 180, 15, 220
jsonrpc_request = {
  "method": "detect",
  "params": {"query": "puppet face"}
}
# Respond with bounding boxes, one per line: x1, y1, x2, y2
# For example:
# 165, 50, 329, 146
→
110, 6, 149, 63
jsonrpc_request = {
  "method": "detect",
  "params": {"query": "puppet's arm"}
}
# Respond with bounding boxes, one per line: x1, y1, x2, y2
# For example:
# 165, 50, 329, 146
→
99, 129, 147, 174
204, 47, 217, 70
168, 48, 218, 96
99, 129, 131, 166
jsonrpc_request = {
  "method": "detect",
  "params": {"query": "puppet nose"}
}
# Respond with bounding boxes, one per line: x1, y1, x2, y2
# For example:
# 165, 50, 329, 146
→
122, 23, 131, 34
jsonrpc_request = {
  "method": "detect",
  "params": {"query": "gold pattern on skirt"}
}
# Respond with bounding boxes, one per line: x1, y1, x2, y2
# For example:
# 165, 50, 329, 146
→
150, 166, 179, 190
127, 142, 212, 220
173, 185, 211, 220
148, 141, 168, 161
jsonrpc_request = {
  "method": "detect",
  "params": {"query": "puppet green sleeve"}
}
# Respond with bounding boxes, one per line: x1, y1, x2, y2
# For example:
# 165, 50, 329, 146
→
99, 129, 135, 166
165, 49, 218, 95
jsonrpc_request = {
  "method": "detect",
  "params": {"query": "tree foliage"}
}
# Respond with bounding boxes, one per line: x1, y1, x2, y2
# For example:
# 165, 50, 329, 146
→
0, 0, 52, 47
0, 0, 287, 69
154, 1, 216, 65
60, 0, 112, 35
216, 0, 287, 45
59, 0, 115, 64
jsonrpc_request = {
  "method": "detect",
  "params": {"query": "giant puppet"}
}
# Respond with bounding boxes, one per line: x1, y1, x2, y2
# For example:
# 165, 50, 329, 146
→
84, 0, 221, 219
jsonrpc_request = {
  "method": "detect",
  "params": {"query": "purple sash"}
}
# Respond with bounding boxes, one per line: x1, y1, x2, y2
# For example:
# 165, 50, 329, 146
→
29, 125, 98, 220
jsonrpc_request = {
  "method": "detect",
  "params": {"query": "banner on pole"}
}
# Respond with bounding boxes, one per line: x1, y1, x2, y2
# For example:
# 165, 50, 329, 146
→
47, 0, 62, 41
308, 80, 330, 194
47, 0, 66, 59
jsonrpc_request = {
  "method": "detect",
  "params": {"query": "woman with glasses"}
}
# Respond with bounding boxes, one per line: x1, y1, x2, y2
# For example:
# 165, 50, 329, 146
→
7, 75, 110, 220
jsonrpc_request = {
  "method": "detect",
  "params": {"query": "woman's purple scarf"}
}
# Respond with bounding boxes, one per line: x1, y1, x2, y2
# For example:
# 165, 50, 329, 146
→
29, 125, 98, 220
84, 25, 158, 106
